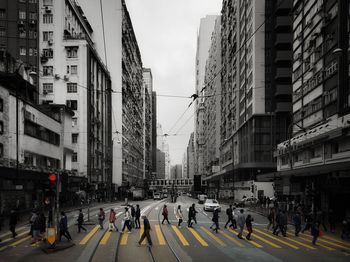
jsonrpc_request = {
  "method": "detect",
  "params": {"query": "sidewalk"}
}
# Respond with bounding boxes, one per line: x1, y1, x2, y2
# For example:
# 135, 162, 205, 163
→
0, 200, 121, 238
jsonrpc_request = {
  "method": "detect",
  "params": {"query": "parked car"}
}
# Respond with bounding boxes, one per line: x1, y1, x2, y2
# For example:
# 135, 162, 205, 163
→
163, 193, 168, 199
203, 199, 221, 212
237, 197, 258, 207
153, 193, 161, 200
198, 194, 208, 204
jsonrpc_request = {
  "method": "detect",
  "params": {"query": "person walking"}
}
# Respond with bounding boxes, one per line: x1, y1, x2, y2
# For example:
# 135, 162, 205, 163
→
302, 211, 313, 233
121, 207, 132, 233
311, 221, 320, 245
176, 205, 183, 227
77, 209, 87, 233
59, 211, 72, 241
328, 209, 336, 233
109, 209, 118, 232
267, 208, 275, 231
188, 204, 197, 227
245, 214, 254, 240
224, 204, 235, 229
135, 204, 141, 229
237, 209, 246, 239
98, 208, 105, 230
281, 210, 288, 236
161, 205, 171, 225
31, 211, 42, 244
293, 211, 302, 236
273, 210, 286, 237
130, 205, 136, 228
211, 208, 220, 233
9, 209, 18, 238
138, 215, 152, 247
39, 211, 46, 236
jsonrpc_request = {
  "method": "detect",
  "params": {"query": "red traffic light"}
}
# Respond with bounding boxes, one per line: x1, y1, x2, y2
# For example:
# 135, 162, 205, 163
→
48, 173, 57, 183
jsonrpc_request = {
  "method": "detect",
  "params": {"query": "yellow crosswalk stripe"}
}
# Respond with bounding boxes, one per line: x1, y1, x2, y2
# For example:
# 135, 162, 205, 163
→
9, 235, 32, 247
79, 225, 100, 245
171, 226, 189, 246
188, 227, 208, 247
0, 235, 31, 252
139, 225, 146, 245
243, 229, 282, 248
228, 229, 262, 248
322, 234, 350, 247
120, 233, 129, 245
155, 225, 166, 245
268, 231, 316, 250
1, 230, 30, 244
299, 232, 348, 251
287, 233, 335, 251
220, 231, 245, 247
100, 231, 112, 245
254, 228, 299, 249
200, 227, 226, 246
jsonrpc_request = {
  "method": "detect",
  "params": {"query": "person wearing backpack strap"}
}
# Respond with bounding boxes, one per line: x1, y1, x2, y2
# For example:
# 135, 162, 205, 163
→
224, 204, 235, 229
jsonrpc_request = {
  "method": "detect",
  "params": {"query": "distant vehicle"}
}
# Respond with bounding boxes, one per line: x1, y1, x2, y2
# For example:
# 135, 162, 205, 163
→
132, 188, 145, 200
198, 194, 207, 204
186, 193, 192, 197
203, 199, 221, 212
163, 193, 168, 199
237, 196, 258, 207
153, 193, 161, 200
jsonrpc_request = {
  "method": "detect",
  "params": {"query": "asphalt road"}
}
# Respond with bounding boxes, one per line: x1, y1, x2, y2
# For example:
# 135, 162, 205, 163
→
0, 197, 349, 262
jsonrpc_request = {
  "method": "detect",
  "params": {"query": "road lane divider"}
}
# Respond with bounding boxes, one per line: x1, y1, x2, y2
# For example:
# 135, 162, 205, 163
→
171, 226, 189, 246
219, 231, 245, 247
155, 225, 166, 245
188, 227, 208, 247
99, 231, 112, 245
79, 225, 100, 245
253, 228, 299, 249
228, 229, 262, 248
200, 226, 226, 247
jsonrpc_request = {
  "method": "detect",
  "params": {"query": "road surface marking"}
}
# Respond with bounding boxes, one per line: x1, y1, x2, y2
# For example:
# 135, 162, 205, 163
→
253, 229, 299, 249
10, 235, 32, 247
79, 225, 100, 245
243, 229, 282, 248
201, 226, 226, 246
228, 229, 262, 248
0, 226, 28, 239
279, 232, 317, 250
139, 225, 146, 245
321, 234, 350, 247
220, 231, 245, 247
287, 233, 335, 251
171, 226, 189, 246
100, 231, 112, 245
300, 232, 347, 251
155, 225, 166, 245
0, 230, 30, 244
120, 232, 129, 245
188, 227, 208, 247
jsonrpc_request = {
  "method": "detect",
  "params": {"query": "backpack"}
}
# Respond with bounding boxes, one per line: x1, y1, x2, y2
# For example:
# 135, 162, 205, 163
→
226, 208, 231, 216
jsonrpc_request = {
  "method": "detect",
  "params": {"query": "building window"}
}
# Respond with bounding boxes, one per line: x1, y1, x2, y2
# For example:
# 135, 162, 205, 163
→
66, 47, 78, 58
66, 100, 78, 110
72, 152, 78, 162
19, 11, 26, 20
19, 29, 26, 38
29, 12, 37, 20
43, 31, 53, 41
71, 65, 78, 74
43, 66, 53, 76
72, 133, 78, 143
67, 83, 77, 93
29, 0, 37, 3
0, 143, 3, 158
43, 14, 53, 24
19, 0, 26, 3
43, 48, 53, 58
29, 48, 33, 56
43, 0, 53, 6
28, 30, 37, 39
0, 121, 3, 134
0, 97, 3, 112
0, 9, 5, 19
19, 47, 26, 56
72, 117, 77, 126
43, 83, 53, 94
33, 48, 37, 56
0, 28, 5, 37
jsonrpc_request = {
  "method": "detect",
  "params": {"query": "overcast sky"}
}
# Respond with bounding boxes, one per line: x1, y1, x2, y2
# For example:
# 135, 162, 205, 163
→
126, 0, 222, 165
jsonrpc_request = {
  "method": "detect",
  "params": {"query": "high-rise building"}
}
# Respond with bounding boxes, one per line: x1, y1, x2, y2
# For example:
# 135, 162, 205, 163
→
77, 0, 145, 192
182, 152, 187, 179
194, 15, 217, 183
276, 0, 350, 217
151, 91, 157, 179
0, 0, 39, 90
156, 123, 170, 179
37, 0, 112, 198
170, 164, 182, 179
156, 148, 165, 179
187, 132, 195, 179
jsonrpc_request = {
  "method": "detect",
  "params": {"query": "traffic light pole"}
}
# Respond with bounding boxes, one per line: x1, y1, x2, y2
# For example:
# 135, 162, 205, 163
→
55, 173, 60, 237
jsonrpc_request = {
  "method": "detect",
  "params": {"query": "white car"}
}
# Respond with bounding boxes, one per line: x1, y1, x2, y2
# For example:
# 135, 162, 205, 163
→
203, 199, 221, 212
153, 193, 161, 200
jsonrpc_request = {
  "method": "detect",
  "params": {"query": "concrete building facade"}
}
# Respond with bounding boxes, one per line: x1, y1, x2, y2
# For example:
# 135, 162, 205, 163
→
186, 132, 195, 179
156, 148, 165, 179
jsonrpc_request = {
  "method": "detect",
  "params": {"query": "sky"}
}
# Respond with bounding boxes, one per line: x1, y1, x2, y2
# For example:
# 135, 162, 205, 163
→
126, 0, 222, 165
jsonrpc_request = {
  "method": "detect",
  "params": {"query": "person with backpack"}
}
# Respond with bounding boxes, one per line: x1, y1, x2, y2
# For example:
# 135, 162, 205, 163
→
109, 209, 118, 232
176, 205, 183, 227
161, 204, 170, 224
121, 207, 132, 233
135, 205, 141, 229
77, 209, 87, 233
98, 208, 105, 230
293, 211, 302, 236
245, 214, 254, 240
224, 204, 236, 229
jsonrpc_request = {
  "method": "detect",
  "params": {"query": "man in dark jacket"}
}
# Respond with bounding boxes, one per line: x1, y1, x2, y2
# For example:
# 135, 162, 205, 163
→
135, 205, 141, 229
130, 205, 136, 228
9, 209, 18, 238
224, 205, 236, 229
188, 204, 197, 227
77, 209, 86, 233
211, 208, 220, 233
138, 215, 152, 246
293, 212, 302, 236
59, 211, 72, 241
273, 209, 286, 237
